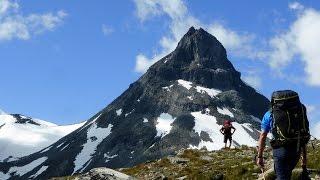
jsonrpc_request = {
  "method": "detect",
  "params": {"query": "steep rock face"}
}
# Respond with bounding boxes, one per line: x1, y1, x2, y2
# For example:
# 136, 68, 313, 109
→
0, 27, 269, 180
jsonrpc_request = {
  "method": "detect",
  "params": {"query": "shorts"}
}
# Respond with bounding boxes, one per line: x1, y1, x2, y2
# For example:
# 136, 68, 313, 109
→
224, 134, 232, 143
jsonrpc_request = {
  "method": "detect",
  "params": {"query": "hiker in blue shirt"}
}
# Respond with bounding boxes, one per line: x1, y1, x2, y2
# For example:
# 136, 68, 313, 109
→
256, 90, 310, 180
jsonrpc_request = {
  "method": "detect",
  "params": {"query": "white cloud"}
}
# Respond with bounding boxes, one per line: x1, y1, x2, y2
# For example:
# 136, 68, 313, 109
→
0, 0, 67, 41
242, 75, 262, 90
306, 105, 316, 114
102, 24, 114, 36
133, 0, 261, 73
135, 53, 158, 73
311, 121, 320, 139
0, 0, 19, 14
289, 2, 304, 11
269, 7, 320, 86
305, 104, 320, 138
134, 0, 187, 22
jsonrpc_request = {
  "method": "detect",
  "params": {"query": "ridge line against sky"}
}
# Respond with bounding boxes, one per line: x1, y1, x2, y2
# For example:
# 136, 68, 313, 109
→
0, 0, 319, 138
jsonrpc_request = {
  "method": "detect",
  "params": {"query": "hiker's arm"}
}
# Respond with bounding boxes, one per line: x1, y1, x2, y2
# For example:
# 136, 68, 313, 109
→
231, 126, 236, 134
220, 128, 224, 134
301, 145, 307, 168
257, 132, 268, 166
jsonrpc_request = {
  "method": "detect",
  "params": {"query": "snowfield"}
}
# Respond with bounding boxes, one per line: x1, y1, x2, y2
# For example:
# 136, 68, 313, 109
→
190, 111, 258, 150
156, 113, 176, 137
73, 122, 113, 174
217, 107, 234, 118
0, 114, 85, 161
178, 79, 193, 90
1, 157, 48, 179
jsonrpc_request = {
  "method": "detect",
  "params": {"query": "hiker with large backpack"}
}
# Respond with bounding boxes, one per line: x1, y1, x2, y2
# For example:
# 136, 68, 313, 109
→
220, 120, 236, 148
256, 90, 310, 180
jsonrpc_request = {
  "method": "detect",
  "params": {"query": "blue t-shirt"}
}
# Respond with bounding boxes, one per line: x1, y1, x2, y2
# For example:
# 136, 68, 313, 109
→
261, 111, 273, 133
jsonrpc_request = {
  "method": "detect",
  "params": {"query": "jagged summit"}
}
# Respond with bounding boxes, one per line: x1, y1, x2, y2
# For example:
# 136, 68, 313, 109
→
0, 27, 269, 180
140, 27, 239, 91
176, 27, 227, 62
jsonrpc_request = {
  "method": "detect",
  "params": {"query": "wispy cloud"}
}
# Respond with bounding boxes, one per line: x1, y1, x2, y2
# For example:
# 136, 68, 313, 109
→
268, 4, 320, 86
0, 0, 67, 41
133, 0, 263, 73
102, 24, 114, 36
305, 104, 320, 138
312, 121, 320, 139
242, 75, 262, 90
289, 2, 304, 11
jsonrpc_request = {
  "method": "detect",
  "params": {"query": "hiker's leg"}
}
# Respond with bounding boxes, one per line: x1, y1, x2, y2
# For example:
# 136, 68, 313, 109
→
273, 147, 291, 180
286, 147, 301, 178
228, 137, 232, 148
224, 135, 227, 148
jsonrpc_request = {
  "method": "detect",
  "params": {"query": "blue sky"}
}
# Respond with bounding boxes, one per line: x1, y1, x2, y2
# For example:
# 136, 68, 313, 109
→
0, 0, 319, 136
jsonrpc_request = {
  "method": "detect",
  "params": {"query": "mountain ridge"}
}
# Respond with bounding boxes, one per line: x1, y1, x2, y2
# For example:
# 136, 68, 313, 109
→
0, 114, 85, 162
0, 27, 269, 180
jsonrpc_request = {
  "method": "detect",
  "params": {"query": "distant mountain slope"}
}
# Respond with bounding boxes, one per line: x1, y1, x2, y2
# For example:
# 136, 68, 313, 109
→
0, 114, 85, 161
0, 27, 269, 180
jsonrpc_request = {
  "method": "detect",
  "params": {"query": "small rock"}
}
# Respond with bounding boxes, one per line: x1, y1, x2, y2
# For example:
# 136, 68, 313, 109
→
74, 167, 135, 180
176, 148, 186, 156
167, 156, 189, 164
176, 175, 188, 180
200, 155, 213, 161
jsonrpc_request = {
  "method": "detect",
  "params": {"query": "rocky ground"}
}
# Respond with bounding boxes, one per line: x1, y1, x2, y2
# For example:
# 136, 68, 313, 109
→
119, 139, 320, 180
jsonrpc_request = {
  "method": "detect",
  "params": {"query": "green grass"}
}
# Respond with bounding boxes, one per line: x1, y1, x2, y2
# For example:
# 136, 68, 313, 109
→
119, 140, 320, 180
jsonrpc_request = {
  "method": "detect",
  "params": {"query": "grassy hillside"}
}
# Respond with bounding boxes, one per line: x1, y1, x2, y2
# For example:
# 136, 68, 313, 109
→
120, 139, 320, 180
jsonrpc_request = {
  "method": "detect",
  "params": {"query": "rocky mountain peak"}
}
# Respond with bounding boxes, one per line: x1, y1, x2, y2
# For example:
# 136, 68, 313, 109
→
141, 27, 239, 91
175, 26, 227, 62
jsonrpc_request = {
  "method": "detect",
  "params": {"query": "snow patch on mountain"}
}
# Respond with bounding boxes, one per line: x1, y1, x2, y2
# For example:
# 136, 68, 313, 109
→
177, 79, 222, 98
217, 107, 234, 118
190, 111, 257, 150
0, 172, 10, 179
73, 123, 113, 174
195, 86, 221, 98
116, 109, 122, 116
125, 109, 135, 117
191, 111, 225, 150
231, 123, 257, 146
177, 79, 192, 90
60, 143, 70, 151
104, 154, 118, 163
30, 165, 48, 179
156, 113, 175, 137
7, 157, 47, 177
162, 85, 174, 92
0, 114, 85, 161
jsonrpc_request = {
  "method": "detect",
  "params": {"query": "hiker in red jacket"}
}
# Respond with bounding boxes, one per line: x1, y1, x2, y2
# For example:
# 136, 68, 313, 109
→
220, 120, 236, 148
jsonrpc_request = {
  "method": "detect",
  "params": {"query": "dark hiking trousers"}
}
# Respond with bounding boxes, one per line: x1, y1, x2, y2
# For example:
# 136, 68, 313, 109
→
273, 146, 301, 180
